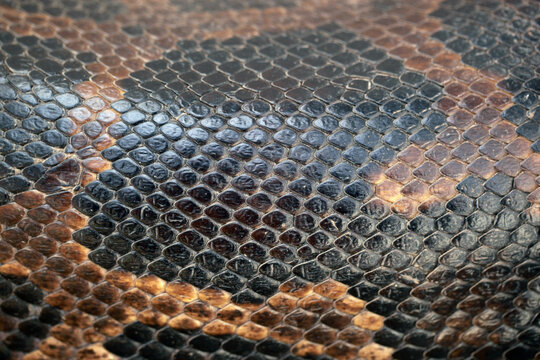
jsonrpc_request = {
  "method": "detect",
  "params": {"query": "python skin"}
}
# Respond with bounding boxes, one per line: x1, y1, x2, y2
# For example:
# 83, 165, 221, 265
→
0, 0, 539, 359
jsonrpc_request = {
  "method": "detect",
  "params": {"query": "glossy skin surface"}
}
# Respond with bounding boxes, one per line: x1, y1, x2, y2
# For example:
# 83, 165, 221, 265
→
0, 0, 539, 359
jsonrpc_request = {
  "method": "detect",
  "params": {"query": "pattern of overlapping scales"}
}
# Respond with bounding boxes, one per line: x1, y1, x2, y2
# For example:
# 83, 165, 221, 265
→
0, 0, 124, 22
0, 0, 538, 359
74, 25, 437, 359
430, 0, 540, 153
0, 28, 120, 359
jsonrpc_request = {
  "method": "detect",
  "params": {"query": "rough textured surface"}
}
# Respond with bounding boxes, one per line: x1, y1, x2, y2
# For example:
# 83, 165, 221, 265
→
0, 0, 539, 359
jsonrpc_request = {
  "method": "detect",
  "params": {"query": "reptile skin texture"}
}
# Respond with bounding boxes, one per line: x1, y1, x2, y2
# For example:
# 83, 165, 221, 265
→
0, 0, 539, 359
